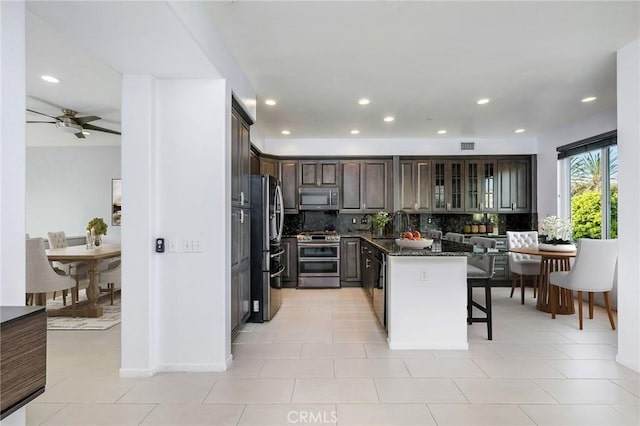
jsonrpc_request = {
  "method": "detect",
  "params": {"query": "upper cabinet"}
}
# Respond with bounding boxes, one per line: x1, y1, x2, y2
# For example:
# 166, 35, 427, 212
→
497, 159, 531, 212
299, 161, 339, 187
465, 159, 497, 212
231, 99, 252, 208
432, 159, 465, 212
260, 157, 278, 178
399, 160, 431, 212
340, 160, 391, 213
279, 160, 299, 214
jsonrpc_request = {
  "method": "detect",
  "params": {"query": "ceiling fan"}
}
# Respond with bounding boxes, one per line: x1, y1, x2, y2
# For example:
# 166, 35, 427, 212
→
26, 108, 121, 139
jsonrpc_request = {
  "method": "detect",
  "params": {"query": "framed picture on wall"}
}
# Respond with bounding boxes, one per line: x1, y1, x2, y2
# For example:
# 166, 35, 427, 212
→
112, 178, 122, 226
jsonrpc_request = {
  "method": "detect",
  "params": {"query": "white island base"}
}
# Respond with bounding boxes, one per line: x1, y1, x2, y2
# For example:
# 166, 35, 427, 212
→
387, 256, 468, 350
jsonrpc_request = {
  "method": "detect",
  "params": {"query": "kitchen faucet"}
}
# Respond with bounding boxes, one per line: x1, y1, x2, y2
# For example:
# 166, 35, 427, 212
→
391, 210, 410, 237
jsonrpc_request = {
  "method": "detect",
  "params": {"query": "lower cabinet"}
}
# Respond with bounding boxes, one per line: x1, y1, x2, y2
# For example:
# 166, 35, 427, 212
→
231, 207, 251, 332
340, 238, 361, 286
282, 237, 298, 287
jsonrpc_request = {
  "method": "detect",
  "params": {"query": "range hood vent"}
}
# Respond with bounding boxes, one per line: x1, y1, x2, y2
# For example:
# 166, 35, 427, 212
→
460, 141, 475, 151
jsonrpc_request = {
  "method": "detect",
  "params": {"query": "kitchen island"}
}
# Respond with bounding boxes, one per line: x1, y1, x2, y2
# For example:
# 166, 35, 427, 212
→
362, 237, 492, 351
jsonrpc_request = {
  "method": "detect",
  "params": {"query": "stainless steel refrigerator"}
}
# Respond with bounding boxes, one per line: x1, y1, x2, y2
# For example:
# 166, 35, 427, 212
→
249, 175, 284, 322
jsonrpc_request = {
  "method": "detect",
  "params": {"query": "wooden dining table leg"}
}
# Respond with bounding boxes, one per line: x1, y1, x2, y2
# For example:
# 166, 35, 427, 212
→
588, 292, 594, 319
577, 290, 583, 330
84, 260, 103, 318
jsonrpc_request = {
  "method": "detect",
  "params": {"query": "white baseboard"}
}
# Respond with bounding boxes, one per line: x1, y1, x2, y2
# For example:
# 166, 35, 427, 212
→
388, 341, 469, 350
119, 368, 156, 378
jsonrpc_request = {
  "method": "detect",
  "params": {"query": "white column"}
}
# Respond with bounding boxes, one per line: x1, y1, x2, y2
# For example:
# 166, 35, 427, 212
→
616, 38, 640, 372
0, 0, 26, 306
120, 75, 158, 376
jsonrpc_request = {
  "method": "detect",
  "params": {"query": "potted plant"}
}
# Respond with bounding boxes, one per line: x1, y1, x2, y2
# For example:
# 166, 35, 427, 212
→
371, 211, 390, 237
87, 217, 108, 246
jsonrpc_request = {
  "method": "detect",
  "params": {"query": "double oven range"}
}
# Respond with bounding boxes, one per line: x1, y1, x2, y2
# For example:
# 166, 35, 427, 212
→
297, 232, 341, 288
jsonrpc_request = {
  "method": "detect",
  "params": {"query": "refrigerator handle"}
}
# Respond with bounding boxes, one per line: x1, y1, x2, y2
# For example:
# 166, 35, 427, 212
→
275, 183, 284, 241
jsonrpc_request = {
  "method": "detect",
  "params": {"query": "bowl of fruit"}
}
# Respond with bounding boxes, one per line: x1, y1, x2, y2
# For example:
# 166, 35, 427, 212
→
395, 231, 434, 249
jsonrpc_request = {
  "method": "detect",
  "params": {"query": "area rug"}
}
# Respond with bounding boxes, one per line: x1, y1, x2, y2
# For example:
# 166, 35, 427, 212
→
46, 293, 121, 331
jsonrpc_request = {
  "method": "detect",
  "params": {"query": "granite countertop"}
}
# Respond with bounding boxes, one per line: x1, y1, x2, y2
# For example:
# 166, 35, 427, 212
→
360, 234, 505, 257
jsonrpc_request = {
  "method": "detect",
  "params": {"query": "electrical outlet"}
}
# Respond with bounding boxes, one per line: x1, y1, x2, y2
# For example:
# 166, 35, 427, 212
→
352, 218, 357, 224
183, 240, 202, 253
253, 300, 259, 312
420, 270, 429, 281
361, 217, 368, 224
427, 217, 433, 224
168, 239, 178, 252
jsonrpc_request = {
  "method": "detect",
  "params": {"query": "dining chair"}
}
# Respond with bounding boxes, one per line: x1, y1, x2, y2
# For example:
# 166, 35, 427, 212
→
467, 236, 497, 340
506, 231, 541, 305
426, 229, 442, 240
26, 238, 80, 313
549, 238, 618, 330
443, 232, 465, 243
47, 231, 89, 302
98, 259, 121, 305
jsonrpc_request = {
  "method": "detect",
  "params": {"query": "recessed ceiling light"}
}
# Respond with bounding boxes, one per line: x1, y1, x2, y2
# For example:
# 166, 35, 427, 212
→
265, 99, 277, 106
358, 98, 370, 105
476, 98, 491, 105
514, 128, 526, 134
383, 116, 395, 122
437, 129, 447, 135
281, 130, 290, 135
350, 129, 360, 135
581, 96, 597, 103
41, 75, 60, 84
82, 131, 91, 136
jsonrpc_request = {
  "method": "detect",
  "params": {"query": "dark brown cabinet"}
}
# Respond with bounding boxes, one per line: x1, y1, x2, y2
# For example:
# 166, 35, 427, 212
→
465, 159, 497, 212
497, 159, 531, 212
399, 160, 432, 212
260, 157, 278, 178
299, 161, 339, 187
340, 238, 361, 284
230, 99, 252, 333
279, 161, 299, 213
282, 237, 298, 286
340, 160, 391, 213
432, 159, 465, 212
231, 101, 251, 208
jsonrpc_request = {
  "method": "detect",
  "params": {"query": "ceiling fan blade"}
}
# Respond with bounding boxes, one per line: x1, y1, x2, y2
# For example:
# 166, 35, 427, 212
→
75, 115, 101, 125
82, 123, 121, 135
26, 121, 56, 124
74, 132, 86, 139
27, 109, 61, 121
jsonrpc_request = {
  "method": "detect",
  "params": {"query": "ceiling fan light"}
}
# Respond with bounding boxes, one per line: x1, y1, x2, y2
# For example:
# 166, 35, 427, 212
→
55, 121, 83, 133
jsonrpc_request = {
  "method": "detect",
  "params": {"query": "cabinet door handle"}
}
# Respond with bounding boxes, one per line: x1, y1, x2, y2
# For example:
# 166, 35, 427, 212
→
239, 210, 244, 223
446, 202, 451, 211
240, 192, 245, 206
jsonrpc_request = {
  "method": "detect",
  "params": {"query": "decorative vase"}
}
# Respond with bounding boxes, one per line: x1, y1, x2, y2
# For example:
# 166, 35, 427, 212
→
94, 235, 102, 247
471, 224, 479, 234
478, 224, 486, 233
376, 227, 384, 237
463, 224, 471, 233
539, 242, 576, 252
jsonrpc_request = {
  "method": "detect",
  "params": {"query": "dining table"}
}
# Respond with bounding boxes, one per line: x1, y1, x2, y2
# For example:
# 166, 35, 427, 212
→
46, 243, 121, 318
509, 246, 578, 314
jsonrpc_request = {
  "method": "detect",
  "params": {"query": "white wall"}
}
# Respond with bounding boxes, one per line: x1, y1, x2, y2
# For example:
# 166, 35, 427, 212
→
265, 137, 537, 157
0, 0, 26, 306
26, 146, 121, 241
535, 108, 616, 218
616, 38, 640, 373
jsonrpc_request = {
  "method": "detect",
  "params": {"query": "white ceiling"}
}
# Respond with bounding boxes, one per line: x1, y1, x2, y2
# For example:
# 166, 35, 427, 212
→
205, 1, 639, 139
25, 1, 639, 144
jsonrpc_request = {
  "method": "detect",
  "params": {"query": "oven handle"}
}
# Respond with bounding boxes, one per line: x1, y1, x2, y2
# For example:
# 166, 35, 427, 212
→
298, 243, 340, 248
270, 264, 286, 278
298, 257, 340, 262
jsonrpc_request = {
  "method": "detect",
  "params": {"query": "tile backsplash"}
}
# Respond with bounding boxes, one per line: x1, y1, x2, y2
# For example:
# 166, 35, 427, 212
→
283, 211, 537, 236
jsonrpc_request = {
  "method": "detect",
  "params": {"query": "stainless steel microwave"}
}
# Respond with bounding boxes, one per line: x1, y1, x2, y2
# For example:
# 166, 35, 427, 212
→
298, 187, 339, 210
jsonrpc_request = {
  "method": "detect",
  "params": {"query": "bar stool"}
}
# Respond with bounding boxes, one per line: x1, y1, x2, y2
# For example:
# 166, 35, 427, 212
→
467, 237, 497, 340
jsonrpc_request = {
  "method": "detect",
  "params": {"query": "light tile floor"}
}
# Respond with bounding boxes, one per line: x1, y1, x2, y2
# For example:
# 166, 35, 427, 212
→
27, 287, 639, 425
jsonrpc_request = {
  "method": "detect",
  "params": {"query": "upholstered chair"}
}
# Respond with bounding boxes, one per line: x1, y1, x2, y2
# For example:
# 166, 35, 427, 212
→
443, 232, 465, 243
98, 259, 121, 305
467, 236, 497, 340
26, 238, 79, 312
506, 231, 541, 305
47, 231, 89, 302
426, 230, 442, 240
550, 239, 618, 330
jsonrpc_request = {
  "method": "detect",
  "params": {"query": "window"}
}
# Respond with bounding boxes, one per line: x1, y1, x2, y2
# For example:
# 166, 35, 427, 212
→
558, 131, 617, 240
